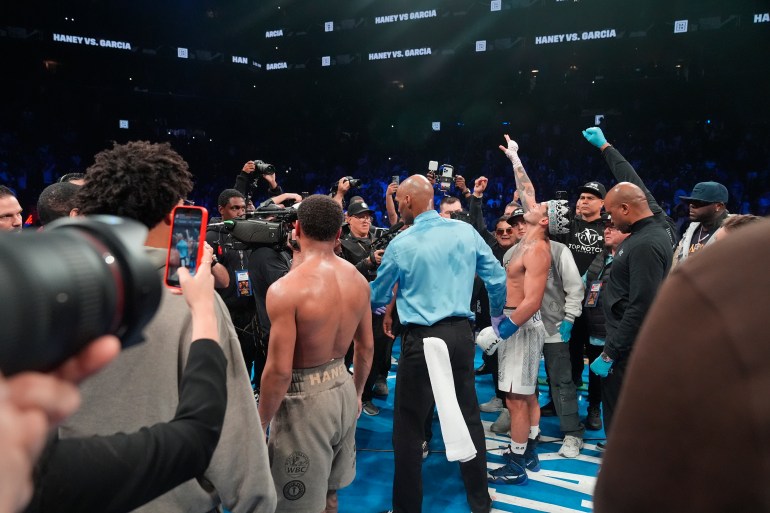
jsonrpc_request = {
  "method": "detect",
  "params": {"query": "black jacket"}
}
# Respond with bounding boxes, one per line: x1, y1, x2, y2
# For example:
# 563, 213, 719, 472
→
603, 216, 673, 361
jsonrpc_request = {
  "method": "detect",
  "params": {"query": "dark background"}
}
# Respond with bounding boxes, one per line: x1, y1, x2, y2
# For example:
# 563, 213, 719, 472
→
1, 0, 769, 215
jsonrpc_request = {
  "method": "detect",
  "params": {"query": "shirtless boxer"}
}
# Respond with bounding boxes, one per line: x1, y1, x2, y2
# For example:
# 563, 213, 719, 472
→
488, 135, 569, 485
258, 195, 374, 513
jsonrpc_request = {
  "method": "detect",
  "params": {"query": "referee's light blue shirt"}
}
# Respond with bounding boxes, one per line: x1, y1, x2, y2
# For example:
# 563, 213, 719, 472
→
370, 209, 507, 326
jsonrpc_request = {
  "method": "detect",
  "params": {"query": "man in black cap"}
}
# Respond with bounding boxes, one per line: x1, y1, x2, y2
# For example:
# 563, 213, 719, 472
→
339, 199, 389, 416
672, 181, 730, 268
544, 180, 607, 416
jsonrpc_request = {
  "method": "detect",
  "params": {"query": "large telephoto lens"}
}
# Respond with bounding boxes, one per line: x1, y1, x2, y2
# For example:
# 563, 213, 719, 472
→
0, 216, 161, 375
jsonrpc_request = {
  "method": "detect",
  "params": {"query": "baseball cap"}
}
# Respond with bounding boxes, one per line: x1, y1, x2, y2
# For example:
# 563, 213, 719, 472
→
679, 181, 728, 204
577, 181, 607, 199
347, 201, 374, 217
507, 207, 525, 223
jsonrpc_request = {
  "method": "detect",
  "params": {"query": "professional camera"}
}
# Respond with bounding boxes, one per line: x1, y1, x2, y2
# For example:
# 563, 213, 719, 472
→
252, 160, 276, 174
330, 176, 362, 194
370, 221, 405, 252
0, 216, 162, 376
209, 205, 297, 250
450, 210, 471, 224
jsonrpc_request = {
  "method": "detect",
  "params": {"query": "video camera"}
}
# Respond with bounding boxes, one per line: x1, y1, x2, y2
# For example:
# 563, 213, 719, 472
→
370, 221, 405, 253
0, 216, 161, 376
208, 205, 298, 250
330, 176, 363, 194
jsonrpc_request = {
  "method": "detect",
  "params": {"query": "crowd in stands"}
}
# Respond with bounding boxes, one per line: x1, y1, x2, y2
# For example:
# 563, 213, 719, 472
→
2, 105, 769, 233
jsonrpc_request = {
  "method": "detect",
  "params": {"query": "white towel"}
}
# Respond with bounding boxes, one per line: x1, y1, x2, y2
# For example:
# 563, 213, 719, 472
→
422, 337, 477, 462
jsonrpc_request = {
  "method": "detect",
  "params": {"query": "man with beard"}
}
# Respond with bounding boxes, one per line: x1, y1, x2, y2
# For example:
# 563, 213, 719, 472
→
672, 181, 730, 268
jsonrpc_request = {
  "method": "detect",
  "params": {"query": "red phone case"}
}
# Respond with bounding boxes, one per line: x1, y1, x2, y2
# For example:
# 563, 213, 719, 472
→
164, 205, 209, 289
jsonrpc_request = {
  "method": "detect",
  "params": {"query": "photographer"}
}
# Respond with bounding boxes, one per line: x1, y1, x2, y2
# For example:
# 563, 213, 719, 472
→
234, 160, 283, 207
339, 200, 390, 416
24, 250, 231, 513
0, 335, 118, 513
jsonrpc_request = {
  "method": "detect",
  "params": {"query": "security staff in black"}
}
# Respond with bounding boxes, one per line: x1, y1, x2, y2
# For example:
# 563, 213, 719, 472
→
206, 189, 259, 388
339, 200, 389, 416
592, 182, 673, 437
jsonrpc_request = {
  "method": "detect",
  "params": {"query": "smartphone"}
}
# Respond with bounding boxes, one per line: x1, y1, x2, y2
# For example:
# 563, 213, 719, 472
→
165, 205, 209, 289
391, 175, 400, 185
438, 164, 454, 193
428, 160, 439, 172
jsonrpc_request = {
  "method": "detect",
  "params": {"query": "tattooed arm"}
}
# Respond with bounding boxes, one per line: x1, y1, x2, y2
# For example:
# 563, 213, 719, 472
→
498, 134, 538, 212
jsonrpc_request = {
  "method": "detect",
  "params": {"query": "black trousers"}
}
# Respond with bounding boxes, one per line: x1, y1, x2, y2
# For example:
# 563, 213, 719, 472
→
362, 313, 392, 402
600, 357, 627, 437
392, 318, 491, 513
230, 309, 258, 384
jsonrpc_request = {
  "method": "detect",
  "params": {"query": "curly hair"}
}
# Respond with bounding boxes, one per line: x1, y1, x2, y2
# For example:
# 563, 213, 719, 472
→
297, 195, 343, 242
76, 141, 194, 228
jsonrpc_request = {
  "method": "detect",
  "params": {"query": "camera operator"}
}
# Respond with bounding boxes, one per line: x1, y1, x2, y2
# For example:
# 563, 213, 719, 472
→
245, 218, 292, 398
339, 200, 390, 416
206, 188, 259, 390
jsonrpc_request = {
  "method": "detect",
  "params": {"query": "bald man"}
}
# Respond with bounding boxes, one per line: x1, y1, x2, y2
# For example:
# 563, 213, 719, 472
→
588, 182, 672, 440
371, 175, 506, 513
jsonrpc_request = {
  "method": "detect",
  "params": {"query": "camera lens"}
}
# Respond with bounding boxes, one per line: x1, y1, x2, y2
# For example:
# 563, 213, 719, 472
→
0, 216, 161, 375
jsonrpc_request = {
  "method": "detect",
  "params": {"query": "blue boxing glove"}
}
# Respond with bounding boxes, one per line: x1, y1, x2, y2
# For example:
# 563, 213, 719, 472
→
590, 353, 614, 377
582, 127, 608, 149
492, 314, 519, 340
559, 319, 574, 343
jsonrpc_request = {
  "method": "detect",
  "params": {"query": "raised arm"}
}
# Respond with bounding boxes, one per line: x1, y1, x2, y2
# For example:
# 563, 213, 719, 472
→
499, 135, 538, 212
385, 181, 399, 226
582, 127, 663, 216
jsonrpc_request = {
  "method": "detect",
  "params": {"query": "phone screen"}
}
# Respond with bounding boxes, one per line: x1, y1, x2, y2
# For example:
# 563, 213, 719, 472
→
391, 175, 400, 185
165, 205, 209, 288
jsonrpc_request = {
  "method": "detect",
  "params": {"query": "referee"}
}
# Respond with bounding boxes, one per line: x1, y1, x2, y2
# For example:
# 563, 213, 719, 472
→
371, 175, 507, 513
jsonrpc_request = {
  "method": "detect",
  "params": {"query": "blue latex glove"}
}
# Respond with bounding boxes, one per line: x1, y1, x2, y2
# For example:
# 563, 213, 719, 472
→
582, 127, 608, 149
590, 355, 613, 377
373, 305, 387, 316
559, 319, 574, 343
492, 314, 519, 340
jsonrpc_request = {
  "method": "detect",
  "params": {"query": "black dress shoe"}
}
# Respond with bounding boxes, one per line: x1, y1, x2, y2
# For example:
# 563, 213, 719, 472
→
475, 363, 492, 375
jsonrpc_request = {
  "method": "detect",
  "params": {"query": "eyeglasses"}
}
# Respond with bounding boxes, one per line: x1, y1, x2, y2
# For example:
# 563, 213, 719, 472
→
687, 200, 713, 208
604, 225, 618, 232
351, 214, 372, 220
495, 227, 514, 235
